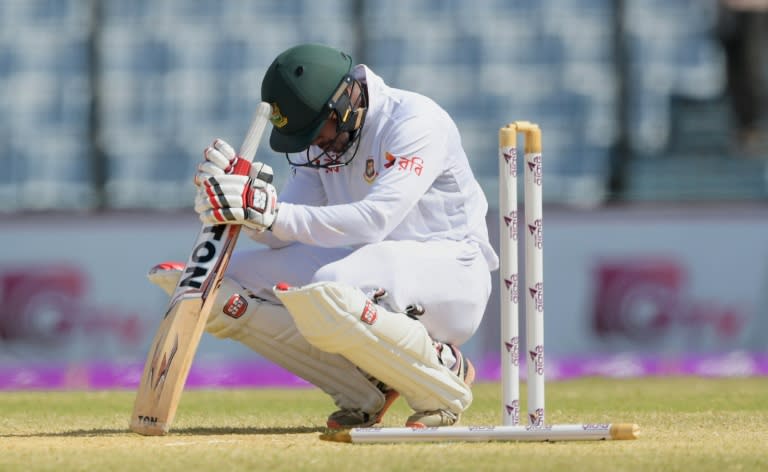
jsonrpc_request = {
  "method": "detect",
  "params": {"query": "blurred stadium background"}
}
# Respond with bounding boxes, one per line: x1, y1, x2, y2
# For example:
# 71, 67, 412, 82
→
0, 0, 766, 390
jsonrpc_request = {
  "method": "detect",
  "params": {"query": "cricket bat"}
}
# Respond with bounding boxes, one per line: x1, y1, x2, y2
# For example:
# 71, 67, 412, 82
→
130, 101, 273, 435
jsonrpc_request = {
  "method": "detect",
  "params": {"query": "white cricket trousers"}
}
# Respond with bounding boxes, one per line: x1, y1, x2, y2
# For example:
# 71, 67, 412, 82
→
226, 239, 492, 345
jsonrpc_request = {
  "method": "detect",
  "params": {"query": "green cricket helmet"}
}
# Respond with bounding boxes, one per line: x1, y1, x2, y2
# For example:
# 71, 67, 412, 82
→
261, 44, 356, 154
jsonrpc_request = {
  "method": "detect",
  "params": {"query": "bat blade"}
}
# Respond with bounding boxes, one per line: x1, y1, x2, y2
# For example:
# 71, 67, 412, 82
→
130, 102, 273, 435
130, 297, 203, 435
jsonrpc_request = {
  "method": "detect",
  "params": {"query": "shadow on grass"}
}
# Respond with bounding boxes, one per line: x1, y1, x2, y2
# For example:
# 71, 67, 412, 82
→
1, 425, 326, 438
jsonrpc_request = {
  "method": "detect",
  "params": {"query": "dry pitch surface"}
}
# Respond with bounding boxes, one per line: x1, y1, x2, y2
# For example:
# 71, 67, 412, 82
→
1, 378, 766, 471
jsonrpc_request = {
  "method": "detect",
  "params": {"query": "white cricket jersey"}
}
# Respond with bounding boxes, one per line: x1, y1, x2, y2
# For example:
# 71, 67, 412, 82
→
266, 65, 499, 271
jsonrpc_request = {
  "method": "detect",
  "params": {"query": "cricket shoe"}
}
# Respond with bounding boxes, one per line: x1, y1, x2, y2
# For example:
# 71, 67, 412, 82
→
326, 382, 400, 429
405, 343, 475, 428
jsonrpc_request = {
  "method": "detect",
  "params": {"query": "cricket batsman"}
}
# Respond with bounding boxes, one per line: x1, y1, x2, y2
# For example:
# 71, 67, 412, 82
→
148, 43, 499, 428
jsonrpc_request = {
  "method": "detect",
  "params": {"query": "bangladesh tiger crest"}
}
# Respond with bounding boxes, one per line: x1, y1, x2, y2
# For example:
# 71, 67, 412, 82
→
270, 103, 288, 128
364, 158, 378, 183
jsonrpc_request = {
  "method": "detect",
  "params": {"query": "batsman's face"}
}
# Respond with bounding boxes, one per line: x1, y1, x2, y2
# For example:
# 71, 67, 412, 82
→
312, 113, 350, 156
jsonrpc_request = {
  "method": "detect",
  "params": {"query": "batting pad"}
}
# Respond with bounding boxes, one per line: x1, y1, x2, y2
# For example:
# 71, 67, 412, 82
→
147, 262, 185, 296
150, 266, 387, 414
274, 281, 472, 414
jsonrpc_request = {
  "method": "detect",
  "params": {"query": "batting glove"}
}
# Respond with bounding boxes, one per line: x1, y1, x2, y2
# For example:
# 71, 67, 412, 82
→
194, 139, 278, 232
194, 138, 272, 186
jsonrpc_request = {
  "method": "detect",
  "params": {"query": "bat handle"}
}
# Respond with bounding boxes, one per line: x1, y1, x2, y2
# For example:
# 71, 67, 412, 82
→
239, 102, 273, 162
229, 157, 253, 176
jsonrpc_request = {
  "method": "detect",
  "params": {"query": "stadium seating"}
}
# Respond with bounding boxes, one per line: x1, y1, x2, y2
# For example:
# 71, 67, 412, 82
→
1, 0, 761, 210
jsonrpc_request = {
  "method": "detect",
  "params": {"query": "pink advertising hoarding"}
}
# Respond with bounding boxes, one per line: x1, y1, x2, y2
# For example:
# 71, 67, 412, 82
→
0, 205, 766, 388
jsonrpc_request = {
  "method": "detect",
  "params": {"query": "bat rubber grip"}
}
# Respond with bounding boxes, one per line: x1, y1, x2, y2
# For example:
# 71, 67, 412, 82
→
230, 157, 252, 176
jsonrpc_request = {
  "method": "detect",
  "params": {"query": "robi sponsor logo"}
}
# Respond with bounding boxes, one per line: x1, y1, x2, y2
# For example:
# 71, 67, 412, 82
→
529, 282, 544, 313
528, 408, 545, 427
503, 147, 517, 177
504, 336, 519, 367
582, 424, 611, 430
529, 345, 544, 376
504, 210, 518, 242
504, 274, 519, 305
527, 154, 542, 186
384, 152, 396, 169
383, 152, 425, 175
468, 426, 496, 432
527, 218, 543, 250
505, 400, 520, 425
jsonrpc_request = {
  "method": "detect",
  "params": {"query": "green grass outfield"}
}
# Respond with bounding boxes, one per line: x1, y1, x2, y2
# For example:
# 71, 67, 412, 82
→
1, 377, 767, 471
